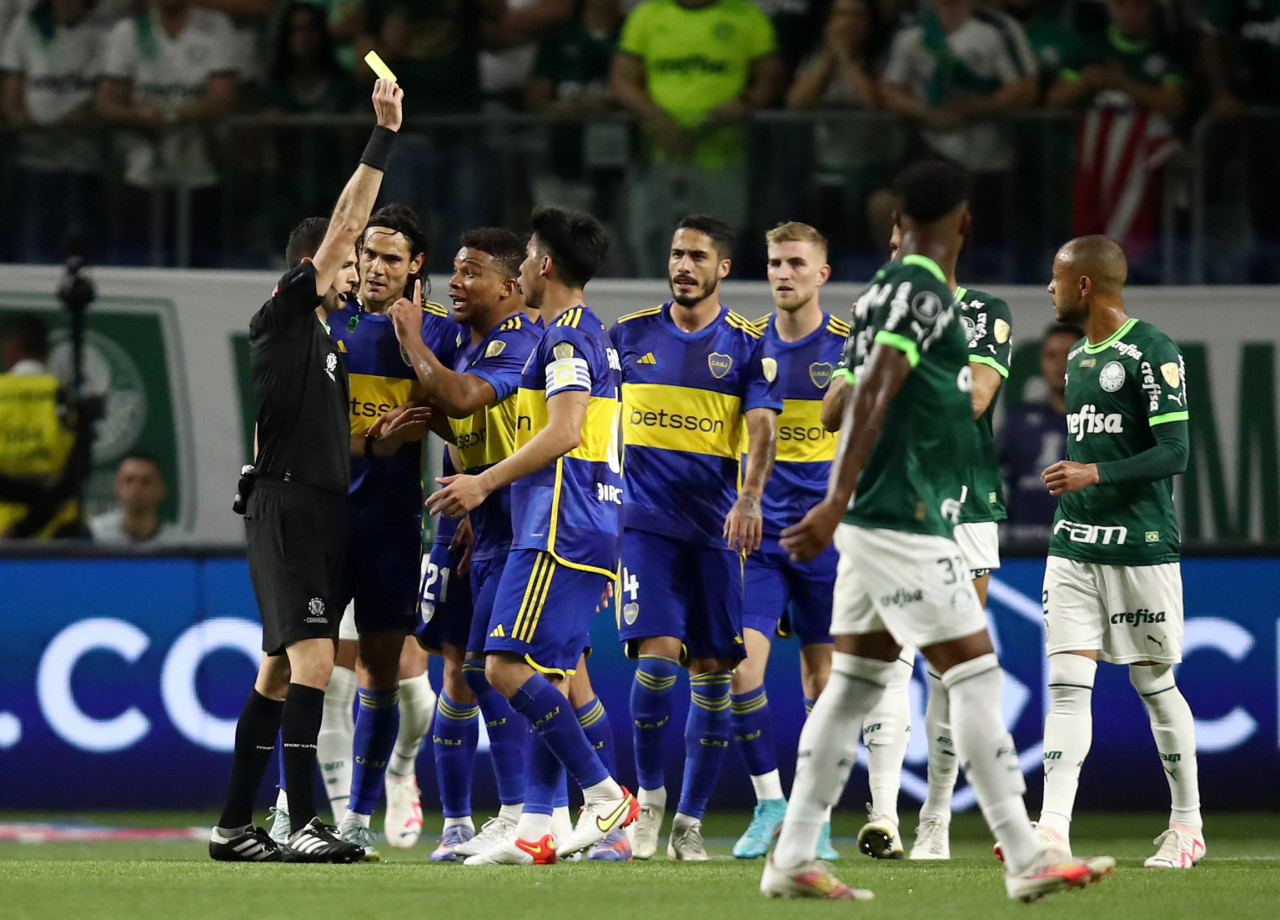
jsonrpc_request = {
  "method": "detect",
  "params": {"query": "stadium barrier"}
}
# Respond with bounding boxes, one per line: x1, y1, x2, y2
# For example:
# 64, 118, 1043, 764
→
1, 548, 1276, 811
2, 270, 1276, 545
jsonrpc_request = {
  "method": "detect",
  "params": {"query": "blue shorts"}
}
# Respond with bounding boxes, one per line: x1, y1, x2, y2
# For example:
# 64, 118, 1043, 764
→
415, 535, 474, 653
467, 555, 506, 655
337, 511, 421, 635
742, 535, 836, 646
484, 549, 605, 677
616, 530, 745, 662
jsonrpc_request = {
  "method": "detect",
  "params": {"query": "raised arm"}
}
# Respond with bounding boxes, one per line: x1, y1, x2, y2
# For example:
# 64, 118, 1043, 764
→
309, 79, 403, 298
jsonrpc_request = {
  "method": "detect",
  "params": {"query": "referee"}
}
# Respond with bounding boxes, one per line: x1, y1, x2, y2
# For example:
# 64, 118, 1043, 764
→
210, 79, 404, 863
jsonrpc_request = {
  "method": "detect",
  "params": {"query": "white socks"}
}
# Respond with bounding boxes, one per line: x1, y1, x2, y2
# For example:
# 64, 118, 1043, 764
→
638, 786, 666, 808
862, 656, 913, 823
1038, 654, 1097, 838
773, 652, 895, 869
1130, 664, 1202, 833
751, 769, 784, 802
516, 810, 552, 840
389, 672, 436, 777
583, 777, 623, 804
318, 664, 357, 819
919, 668, 957, 822
942, 654, 1038, 874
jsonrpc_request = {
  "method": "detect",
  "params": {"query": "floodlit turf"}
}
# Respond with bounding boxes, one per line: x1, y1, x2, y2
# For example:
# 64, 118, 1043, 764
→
3, 811, 1278, 920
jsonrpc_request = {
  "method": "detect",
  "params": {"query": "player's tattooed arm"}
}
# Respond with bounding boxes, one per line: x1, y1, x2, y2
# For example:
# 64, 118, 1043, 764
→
389, 281, 496, 417
725, 407, 777, 555
782, 342, 910, 561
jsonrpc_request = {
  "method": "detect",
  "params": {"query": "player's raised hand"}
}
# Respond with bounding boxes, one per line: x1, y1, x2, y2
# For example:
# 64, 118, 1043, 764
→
426, 473, 491, 519
387, 279, 423, 342
371, 78, 403, 132
724, 492, 764, 556
1041, 460, 1100, 496
780, 498, 843, 562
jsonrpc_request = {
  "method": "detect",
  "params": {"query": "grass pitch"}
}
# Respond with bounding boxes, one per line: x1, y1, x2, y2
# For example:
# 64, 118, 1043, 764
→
2, 811, 1278, 920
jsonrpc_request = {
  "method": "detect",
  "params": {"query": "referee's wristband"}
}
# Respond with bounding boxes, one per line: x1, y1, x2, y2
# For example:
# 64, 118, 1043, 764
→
360, 125, 396, 172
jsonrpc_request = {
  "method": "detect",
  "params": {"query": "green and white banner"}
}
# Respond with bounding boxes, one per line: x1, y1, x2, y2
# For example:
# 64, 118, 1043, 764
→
1, 268, 1275, 544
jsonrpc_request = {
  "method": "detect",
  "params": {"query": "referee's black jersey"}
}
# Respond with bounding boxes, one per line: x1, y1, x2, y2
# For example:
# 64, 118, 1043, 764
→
249, 261, 351, 494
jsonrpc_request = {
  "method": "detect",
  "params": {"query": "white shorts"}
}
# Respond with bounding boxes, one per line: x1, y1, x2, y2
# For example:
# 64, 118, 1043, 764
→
1043, 556, 1184, 664
337, 600, 357, 642
832, 525, 986, 649
954, 521, 1000, 575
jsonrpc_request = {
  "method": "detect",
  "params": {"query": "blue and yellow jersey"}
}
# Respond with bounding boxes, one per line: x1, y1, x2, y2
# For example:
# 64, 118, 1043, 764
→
447, 312, 544, 561
330, 298, 459, 517
510, 306, 622, 576
611, 302, 782, 545
752, 311, 849, 535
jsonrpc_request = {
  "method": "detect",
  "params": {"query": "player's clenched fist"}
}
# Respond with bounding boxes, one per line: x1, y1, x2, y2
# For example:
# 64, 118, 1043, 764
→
1041, 459, 1099, 497
780, 498, 843, 562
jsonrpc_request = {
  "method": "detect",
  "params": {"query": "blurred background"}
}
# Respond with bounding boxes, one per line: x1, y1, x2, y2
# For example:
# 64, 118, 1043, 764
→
0, 0, 1277, 816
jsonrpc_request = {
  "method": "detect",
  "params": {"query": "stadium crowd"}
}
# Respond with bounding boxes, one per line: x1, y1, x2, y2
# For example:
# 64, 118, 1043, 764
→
0, 0, 1277, 280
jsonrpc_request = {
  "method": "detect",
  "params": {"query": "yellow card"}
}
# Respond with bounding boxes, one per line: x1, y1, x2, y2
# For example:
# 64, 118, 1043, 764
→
364, 51, 397, 82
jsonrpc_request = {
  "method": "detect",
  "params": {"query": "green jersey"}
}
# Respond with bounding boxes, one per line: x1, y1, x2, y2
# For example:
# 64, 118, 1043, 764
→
1201, 0, 1280, 103
957, 287, 1011, 524
1050, 318, 1187, 566
838, 256, 977, 538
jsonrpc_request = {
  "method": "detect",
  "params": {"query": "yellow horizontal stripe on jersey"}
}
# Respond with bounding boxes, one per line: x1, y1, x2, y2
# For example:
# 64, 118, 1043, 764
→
516, 390, 617, 464
622, 383, 743, 458
450, 396, 521, 470
775, 398, 838, 463
348, 374, 415, 434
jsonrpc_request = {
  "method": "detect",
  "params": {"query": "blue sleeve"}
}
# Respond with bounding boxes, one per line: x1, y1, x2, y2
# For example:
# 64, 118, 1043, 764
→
743, 333, 783, 413
467, 328, 537, 403
421, 313, 460, 364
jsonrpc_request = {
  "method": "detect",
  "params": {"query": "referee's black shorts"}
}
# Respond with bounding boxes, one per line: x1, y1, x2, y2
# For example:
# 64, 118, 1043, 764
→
245, 479, 346, 656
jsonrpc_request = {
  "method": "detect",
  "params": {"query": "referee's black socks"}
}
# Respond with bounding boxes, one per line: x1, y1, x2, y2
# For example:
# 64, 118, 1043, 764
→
282, 683, 327, 830
218, 689, 284, 831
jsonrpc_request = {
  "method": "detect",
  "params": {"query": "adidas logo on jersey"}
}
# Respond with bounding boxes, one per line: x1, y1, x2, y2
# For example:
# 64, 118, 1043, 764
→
638, 353, 657, 365
490, 624, 506, 638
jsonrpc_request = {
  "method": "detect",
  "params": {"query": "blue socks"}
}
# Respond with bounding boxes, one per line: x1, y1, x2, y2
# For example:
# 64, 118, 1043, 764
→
631, 654, 679, 791
433, 693, 479, 819
732, 685, 778, 777
525, 735, 565, 817
576, 696, 618, 777
677, 671, 732, 819
510, 674, 609, 790
349, 687, 399, 815
464, 659, 528, 807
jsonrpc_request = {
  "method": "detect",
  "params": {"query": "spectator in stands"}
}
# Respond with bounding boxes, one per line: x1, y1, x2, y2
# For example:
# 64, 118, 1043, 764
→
481, 0, 574, 109
94, 0, 238, 265
610, 0, 786, 275
999, 322, 1080, 547
878, 0, 1036, 277
757, 0, 834, 73
0, 0, 108, 263
306, 0, 360, 74
257, 2, 358, 260
787, 0, 905, 272
1201, 0, 1280, 280
1046, 0, 1184, 281
525, 0, 623, 220
90, 451, 181, 544
1000, 0, 1080, 100
356, 1, 502, 266
191, 1, 273, 87
262, 2, 355, 115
